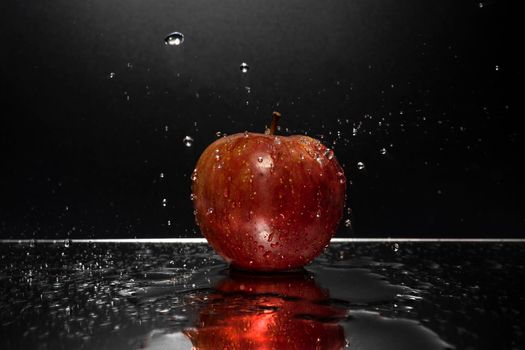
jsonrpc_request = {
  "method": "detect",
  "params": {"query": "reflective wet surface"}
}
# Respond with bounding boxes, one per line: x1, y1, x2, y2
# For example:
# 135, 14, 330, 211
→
1, 242, 524, 349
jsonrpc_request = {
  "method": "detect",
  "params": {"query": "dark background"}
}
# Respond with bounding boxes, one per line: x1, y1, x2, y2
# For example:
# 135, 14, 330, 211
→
1, 0, 521, 239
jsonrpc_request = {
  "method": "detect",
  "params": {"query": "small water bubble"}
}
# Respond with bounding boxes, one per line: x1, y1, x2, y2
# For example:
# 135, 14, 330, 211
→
164, 32, 184, 46
357, 161, 365, 170
240, 62, 249, 73
380, 147, 387, 155
183, 136, 194, 147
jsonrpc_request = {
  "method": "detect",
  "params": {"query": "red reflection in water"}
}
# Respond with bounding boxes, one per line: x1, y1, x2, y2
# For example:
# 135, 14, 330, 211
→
184, 269, 346, 349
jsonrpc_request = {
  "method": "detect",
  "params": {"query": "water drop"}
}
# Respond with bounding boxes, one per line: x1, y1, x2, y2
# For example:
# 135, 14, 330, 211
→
495, 65, 499, 71
207, 208, 214, 215
380, 148, 387, 155
257, 156, 263, 163
245, 86, 251, 93
162, 198, 167, 207
164, 32, 184, 46
357, 161, 365, 170
191, 170, 197, 181
478, 2, 484, 8
392, 242, 400, 252
183, 136, 194, 147
108, 72, 115, 79
240, 62, 249, 73
216, 131, 222, 137
324, 149, 334, 160
159, 172, 164, 178
344, 219, 352, 227
190, 194, 196, 201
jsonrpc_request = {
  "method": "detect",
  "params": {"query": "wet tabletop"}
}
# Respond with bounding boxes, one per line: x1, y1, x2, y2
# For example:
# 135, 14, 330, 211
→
1, 242, 524, 349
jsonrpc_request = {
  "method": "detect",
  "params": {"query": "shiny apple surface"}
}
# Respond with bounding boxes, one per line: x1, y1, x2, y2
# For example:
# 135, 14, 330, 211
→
192, 133, 346, 271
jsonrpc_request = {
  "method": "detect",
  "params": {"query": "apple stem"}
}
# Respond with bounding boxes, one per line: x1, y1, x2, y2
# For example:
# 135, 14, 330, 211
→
269, 111, 281, 135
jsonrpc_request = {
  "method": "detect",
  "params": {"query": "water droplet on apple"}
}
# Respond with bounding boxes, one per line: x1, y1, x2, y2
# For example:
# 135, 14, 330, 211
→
206, 208, 214, 215
190, 194, 196, 201
191, 170, 197, 181
164, 32, 184, 46
324, 149, 334, 160
257, 156, 263, 163
263, 251, 271, 259
357, 161, 365, 170
183, 136, 194, 147
240, 62, 249, 73
274, 137, 281, 145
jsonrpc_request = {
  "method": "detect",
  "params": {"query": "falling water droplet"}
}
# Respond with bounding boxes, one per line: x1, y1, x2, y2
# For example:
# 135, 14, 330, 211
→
495, 65, 499, 71
108, 72, 115, 79
344, 219, 352, 227
164, 32, 184, 46
183, 136, 194, 147
159, 172, 165, 178
392, 242, 400, 252
357, 161, 365, 170
380, 148, 387, 155
215, 131, 222, 137
478, 2, 484, 8
240, 62, 249, 73
162, 198, 167, 207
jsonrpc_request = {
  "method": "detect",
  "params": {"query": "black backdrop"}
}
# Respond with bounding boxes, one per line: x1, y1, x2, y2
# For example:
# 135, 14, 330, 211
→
1, 0, 521, 239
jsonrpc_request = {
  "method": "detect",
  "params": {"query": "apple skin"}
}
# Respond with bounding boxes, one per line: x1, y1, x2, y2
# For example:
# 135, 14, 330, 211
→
192, 132, 346, 271
183, 270, 346, 350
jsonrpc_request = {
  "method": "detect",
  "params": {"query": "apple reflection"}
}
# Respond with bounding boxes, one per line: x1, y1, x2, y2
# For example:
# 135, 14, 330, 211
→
183, 269, 347, 350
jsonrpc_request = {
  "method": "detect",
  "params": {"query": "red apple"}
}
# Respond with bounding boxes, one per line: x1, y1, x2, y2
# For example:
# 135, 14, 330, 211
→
191, 112, 346, 271
183, 270, 346, 350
